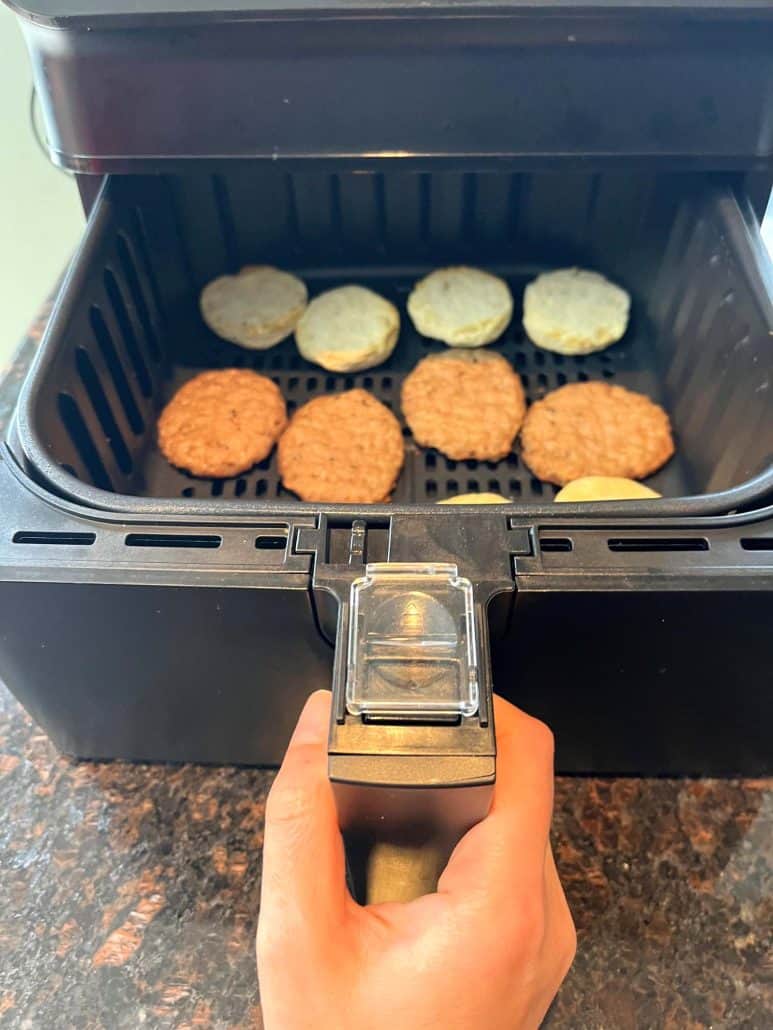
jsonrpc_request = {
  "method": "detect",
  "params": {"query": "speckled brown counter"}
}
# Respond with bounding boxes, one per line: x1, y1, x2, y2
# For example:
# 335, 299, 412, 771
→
0, 309, 771, 1030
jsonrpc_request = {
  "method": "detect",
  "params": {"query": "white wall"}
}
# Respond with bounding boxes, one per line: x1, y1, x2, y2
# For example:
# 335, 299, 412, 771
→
0, 8, 84, 367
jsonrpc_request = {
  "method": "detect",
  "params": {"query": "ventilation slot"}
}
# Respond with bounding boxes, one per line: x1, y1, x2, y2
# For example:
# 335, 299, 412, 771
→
608, 538, 709, 552
57, 393, 114, 491
284, 172, 301, 249
117, 233, 162, 363
13, 531, 96, 546
125, 534, 221, 549
104, 268, 153, 397
90, 306, 144, 433
374, 172, 387, 251
419, 173, 431, 245
75, 347, 133, 475
212, 174, 239, 271
255, 534, 288, 550
330, 174, 343, 247
740, 538, 773, 551
540, 537, 573, 553
131, 207, 168, 333
462, 172, 477, 240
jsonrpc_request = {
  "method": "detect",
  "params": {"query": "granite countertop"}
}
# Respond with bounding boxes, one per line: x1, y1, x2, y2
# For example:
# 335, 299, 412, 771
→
1, 309, 772, 1030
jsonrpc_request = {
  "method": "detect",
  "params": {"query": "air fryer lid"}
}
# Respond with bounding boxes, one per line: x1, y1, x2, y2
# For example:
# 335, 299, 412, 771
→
12, 0, 773, 170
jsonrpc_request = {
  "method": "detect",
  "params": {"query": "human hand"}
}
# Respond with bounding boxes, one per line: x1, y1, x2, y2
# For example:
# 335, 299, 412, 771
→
257, 690, 575, 1030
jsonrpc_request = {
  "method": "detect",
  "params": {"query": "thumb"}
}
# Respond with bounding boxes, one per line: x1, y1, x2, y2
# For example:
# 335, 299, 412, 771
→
259, 690, 348, 942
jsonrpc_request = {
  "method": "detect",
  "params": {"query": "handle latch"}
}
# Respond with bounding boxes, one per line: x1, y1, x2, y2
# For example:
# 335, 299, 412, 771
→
346, 562, 479, 722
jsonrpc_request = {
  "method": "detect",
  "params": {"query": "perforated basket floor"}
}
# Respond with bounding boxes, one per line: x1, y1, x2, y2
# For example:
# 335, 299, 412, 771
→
138, 268, 689, 504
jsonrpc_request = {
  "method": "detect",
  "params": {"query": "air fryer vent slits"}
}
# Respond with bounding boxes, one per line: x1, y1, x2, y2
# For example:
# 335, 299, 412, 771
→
125, 533, 221, 548
75, 347, 133, 476
608, 538, 709, 552
172, 171, 657, 270
740, 538, 773, 551
116, 233, 162, 364
130, 207, 168, 336
13, 531, 96, 546
89, 305, 144, 434
255, 534, 288, 551
55, 218, 174, 496
57, 392, 114, 492
540, 537, 573, 553
103, 268, 153, 398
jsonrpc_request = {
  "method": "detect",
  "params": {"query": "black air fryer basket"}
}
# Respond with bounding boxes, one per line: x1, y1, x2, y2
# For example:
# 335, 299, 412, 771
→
9, 172, 773, 515
0, 0, 772, 777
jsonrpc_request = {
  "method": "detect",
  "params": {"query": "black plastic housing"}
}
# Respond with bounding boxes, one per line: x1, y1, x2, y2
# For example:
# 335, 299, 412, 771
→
0, 452, 772, 773
11, 2, 773, 172
2, 0, 773, 779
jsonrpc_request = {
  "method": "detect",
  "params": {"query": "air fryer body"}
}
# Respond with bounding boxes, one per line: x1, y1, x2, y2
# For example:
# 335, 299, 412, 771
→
1, 0, 772, 774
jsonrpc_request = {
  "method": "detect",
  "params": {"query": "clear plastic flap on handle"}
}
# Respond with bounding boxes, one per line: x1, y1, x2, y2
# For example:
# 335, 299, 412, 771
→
346, 563, 479, 719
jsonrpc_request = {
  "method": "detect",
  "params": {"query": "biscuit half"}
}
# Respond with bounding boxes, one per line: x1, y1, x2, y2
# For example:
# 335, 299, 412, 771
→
438, 492, 511, 504
523, 267, 630, 356
295, 285, 400, 372
200, 266, 308, 350
554, 476, 661, 502
407, 266, 513, 347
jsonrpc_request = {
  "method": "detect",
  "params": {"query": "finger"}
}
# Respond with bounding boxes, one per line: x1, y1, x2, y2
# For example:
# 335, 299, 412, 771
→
259, 690, 348, 936
439, 695, 554, 900
489, 693, 554, 826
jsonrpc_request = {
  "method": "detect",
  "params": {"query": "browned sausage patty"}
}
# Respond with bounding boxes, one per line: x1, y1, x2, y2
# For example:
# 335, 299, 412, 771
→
401, 350, 526, 461
520, 381, 674, 486
158, 368, 287, 478
278, 389, 405, 503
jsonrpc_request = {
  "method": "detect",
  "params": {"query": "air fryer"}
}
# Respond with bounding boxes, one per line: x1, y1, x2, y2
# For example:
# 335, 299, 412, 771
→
0, 0, 772, 852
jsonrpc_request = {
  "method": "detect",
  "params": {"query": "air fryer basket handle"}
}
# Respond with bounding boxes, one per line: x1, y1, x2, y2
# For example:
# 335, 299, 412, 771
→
326, 574, 502, 902
306, 512, 517, 902
344, 832, 458, 906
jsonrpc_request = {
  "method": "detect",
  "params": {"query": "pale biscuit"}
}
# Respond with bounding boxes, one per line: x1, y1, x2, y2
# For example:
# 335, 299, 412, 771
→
521, 382, 674, 486
278, 389, 404, 503
555, 476, 662, 502
407, 266, 513, 347
295, 286, 400, 372
200, 266, 307, 349
158, 369, 287, 478
401, 350, 526, 461
438, 492, 510, 504
523, 267, 630, 355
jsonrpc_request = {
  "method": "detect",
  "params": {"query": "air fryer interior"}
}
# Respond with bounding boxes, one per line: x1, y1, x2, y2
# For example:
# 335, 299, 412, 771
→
17, 169, 773, 508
